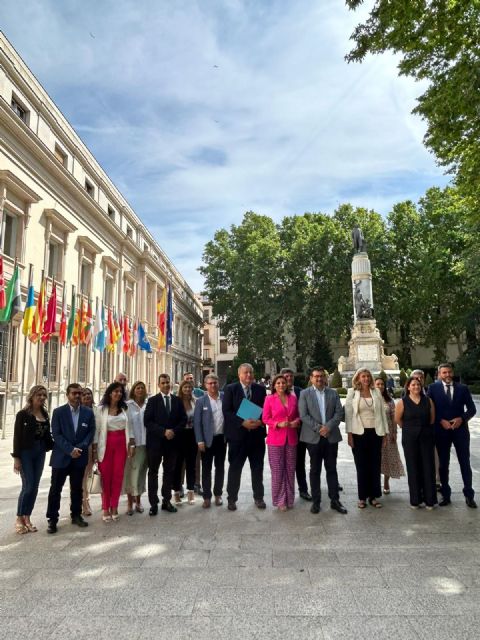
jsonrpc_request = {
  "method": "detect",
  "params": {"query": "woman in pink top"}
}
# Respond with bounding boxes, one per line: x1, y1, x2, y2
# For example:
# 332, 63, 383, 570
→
262, 374, 301, 511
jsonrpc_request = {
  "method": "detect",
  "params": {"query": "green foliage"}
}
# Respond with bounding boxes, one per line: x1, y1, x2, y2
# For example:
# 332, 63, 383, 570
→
425, 373, 434, 386
335, 387, 348, 397
330, 370, 343, 388
468, 383, 480, 395
399, 369, 408, 387
455, 348, 480, 383
377, 370, 387, 383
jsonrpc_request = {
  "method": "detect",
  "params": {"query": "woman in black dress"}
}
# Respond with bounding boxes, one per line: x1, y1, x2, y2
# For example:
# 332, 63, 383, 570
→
395, 376, 436, 509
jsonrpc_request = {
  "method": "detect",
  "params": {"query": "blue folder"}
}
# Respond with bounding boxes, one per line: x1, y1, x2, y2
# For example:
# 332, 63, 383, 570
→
236, 398, 263, 421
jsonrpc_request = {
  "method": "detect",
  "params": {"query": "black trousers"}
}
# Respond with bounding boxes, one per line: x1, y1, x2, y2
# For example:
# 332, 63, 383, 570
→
147, 439, 177, 505
226, 433, 265, 503
46, 462, 86, 522
306, 439, 339, 506
201, 434, 227, 499
296, 439, 309, 493
173, 429, 197, 492
435, 424, 474, 500
402, 425, 436, 507
352, 429, 383, 501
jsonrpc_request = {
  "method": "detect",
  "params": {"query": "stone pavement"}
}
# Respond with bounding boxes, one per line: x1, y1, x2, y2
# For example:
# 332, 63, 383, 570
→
1, 401, 479, 640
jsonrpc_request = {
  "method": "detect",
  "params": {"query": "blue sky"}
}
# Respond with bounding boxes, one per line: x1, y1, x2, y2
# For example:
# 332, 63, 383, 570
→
1, 0, 449, 291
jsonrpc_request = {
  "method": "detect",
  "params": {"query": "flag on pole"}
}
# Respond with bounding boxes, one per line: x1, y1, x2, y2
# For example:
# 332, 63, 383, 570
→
118, 312, 124, 351
41, 283, 57, 343
122, 314, 131, 354
83, 299, 93, 344
107, 307, 116, 352
22, 282, 35, 337
129, 318, 137, 357
166, 284, 173, 351
29, 278, 46, 342
0, 257, 5, 309
71, 304, 82, 347
157, 287, 167, 349
59, 288, 68, 345
94, 302, 106, 352
0, 265, 22, 325
137, 321, 152, 352
66, 289, 76, 344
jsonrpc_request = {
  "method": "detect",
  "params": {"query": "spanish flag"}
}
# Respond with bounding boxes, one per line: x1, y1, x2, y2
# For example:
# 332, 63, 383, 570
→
29, 279, 46, 343
22, 282, 35, 337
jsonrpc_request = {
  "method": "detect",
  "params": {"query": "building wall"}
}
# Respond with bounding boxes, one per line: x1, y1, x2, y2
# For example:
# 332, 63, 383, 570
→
0, 32, 203, 437
198, 297, 238, 387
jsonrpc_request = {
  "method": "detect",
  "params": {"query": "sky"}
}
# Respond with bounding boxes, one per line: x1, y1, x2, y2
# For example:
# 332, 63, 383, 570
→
1, 0, 449, 291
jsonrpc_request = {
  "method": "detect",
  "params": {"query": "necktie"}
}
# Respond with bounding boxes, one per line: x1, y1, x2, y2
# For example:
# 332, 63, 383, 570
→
165, 395, 171, 415
245, 386, 251, 400
446, 385, 452, 402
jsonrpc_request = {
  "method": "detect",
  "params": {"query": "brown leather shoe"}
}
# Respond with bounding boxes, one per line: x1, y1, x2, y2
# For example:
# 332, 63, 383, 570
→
215, 496, 223, 506
254, 499, 267, 509
202, 499, 211, 509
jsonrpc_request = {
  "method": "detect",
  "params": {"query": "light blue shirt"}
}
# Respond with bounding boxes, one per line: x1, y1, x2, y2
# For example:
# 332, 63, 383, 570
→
313, 387, 325, 425
69, 404, 80, 433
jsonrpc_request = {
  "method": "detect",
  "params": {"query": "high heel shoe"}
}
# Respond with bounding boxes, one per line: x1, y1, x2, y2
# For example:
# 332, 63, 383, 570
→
82, 499, 92, 516
15, 521, 29, 534
174, 491, 183, 505
187, 490, 195, 505
24, 522, 38, 532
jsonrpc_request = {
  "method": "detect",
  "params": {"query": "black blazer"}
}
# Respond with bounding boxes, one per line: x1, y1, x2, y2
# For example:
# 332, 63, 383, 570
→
12, 408, 53, 458
222, 382, 267, 442
144, 393, 187, 445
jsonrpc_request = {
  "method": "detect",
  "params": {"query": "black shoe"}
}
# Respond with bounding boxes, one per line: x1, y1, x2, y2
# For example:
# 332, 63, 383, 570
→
71, 515, 88, 528
194, 483, 203, 496
439, 498, 451, 507
254, 499, 266, 509
161, 501, 177, 513
227, 501, 237, 511
466, 497, 477, 508
436, 483, 442, 493
310, 503, 321, 514
299, 491, 313, 501
149, 505, 158, 516
338, 485, 344, 492
47, 520, 57, 534
179, 487, 185, 498
331, 499, 348, 514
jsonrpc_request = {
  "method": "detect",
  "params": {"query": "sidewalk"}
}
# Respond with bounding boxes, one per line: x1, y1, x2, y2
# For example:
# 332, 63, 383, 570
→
1, 403, 479, 639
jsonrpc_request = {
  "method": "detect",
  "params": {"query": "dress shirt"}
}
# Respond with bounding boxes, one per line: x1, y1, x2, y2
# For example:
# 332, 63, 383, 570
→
442, 382, 454, 400
313, 387, 326, 425
69, 404, 80, 433
208, 394, 224, 435
242, 385, 251, 399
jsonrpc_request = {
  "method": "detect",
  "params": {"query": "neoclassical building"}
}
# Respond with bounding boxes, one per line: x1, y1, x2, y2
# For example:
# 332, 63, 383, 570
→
0, 32, 203, 436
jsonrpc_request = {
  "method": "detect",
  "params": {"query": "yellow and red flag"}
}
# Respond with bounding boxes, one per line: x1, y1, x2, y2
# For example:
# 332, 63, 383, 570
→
29, 279, 47, 343
41, 283, 57, 343
157, 287, 166, 349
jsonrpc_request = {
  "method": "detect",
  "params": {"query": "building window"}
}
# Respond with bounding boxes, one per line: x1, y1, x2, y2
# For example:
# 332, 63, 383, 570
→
220, 339, 228, 354
1, 212, 19, 259
203, 349, 210, 360
54, 144, 68, 167
42, 338, 58, 382
78, 344, 88, 383
204, 329, 210, 345
102, 352, 111, 383
107, 206, 115, 221
80, 261, 92, 295
203, 309, 210, 322
11, 95, 29, 124
126, 225, 133, 239
48, 241, 63, 281
0, 325, 16, 382
85, 179, 95, 198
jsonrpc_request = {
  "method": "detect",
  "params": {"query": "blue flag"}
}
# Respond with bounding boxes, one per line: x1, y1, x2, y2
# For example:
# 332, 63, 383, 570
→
137, 322, 152, 352
94, 303, 106, 352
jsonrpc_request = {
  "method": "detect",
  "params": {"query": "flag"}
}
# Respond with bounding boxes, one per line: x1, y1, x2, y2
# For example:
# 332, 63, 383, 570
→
0, 257, 5, 309
0, 265, 22, 325
129, 318, 137, 357
22, 282, 35, 337
107, 307, 116, 352
29, 278, 46, 342
137, 321, 152, 352
66, 289, 76, 344
83, 299, 93, 344
123, 314, 131, 354
157, 288, 166, 349
113, 310, 121, 344
41, 283, 57, 343
59, 289, 68, 345
71, 304, 81, 347
166, 284, 173, 351
94, 302, 106, 352
118, 312, 124, 351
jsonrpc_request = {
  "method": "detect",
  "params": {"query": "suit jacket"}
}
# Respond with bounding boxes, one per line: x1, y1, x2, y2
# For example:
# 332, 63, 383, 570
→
49, 403, 95, 469
263, 393, 300, 446
427, 381, 476, 428
299, 386, 343, 445
194, 392, 224, 448
344, 388, 389, 437
222, 382, 267, 442
144, 393, 187, 446
93, 406, 132, 462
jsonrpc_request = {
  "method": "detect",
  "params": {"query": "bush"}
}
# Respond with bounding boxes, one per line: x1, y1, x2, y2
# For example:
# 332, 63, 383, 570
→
425, 373, 434, 386
399, 368, 408, 386
335, 387, 347, 397
330, 369, 342, 388
377, 369, 387, 383
468, 383, 480, 395
393, 388, 404, 398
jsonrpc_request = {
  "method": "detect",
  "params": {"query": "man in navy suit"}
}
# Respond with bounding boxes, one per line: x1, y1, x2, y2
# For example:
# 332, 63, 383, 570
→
144, 373, 187, 515
46, 383, 96, 533
428, 363, 477, 508
222, 363, 267, 510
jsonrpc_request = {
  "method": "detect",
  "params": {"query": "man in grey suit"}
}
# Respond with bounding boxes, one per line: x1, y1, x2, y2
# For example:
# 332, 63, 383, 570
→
194, 373, 226, 508
299, 367, 347, 514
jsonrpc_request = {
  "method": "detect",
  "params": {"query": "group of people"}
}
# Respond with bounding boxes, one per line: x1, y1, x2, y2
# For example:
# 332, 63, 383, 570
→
11, 361, 477, 534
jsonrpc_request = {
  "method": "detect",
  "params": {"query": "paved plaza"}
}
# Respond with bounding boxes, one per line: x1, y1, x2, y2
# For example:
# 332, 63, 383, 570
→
1, 401, 479, 640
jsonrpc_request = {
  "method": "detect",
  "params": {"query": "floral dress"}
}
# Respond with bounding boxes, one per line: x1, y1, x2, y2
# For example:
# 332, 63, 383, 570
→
381, 398, 405, 478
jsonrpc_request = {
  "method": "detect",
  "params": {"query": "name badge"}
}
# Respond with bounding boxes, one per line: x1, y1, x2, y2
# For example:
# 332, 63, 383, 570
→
203, 407, 208, 411
81, 423, 88, 427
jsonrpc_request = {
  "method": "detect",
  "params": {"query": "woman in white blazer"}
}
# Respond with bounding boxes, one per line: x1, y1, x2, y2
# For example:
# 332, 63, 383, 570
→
93, 382, 135, 522
345, 367, 389, 509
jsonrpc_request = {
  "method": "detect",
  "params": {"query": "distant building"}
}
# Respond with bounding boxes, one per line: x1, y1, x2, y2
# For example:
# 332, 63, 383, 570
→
198, 295, 237, 387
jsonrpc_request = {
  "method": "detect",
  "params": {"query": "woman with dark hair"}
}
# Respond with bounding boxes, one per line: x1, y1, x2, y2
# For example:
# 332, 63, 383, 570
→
173, 380, 197, 505
395, 376, 436, 509
262, 374, 300, 511
80, 388, 95, 516
124, 381, 148, 514
12, 385, 53, 534
375, 377, 405, 494
93, 382, 135, 521
345, 368, 389, 509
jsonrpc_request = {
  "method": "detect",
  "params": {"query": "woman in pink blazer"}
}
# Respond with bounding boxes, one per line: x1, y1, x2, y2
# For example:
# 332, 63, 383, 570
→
262, 374, 301, 511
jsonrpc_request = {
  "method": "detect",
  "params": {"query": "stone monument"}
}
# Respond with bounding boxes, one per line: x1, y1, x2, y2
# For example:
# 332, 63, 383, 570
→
338, 227, 400, 385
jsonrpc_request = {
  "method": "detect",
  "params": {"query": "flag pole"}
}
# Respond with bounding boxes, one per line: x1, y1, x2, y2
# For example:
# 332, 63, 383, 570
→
34, 270, 45, 385
56, 280, 66, 407
45, 276, 53, 410
1, 257, 18, 440
19, 263, 33, 409
92, 296, 98, 399
66, 285, 76, 388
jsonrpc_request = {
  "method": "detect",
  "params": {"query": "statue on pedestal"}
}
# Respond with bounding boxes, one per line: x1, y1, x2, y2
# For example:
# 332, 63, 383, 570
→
352, 226, 367, 253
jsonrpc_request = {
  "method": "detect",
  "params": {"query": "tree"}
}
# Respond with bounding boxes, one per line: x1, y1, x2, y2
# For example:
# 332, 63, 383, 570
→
346, 1, 480, 212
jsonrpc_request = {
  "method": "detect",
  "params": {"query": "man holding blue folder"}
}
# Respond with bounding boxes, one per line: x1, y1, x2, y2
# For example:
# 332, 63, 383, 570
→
222, 363, 267, 510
